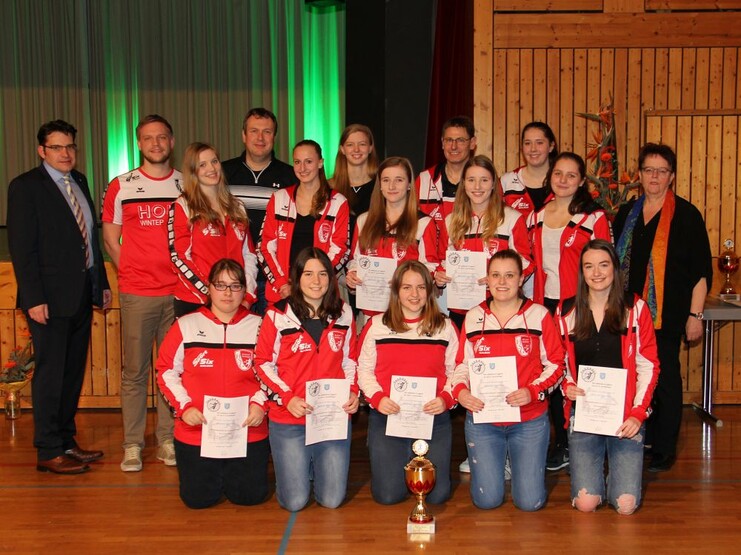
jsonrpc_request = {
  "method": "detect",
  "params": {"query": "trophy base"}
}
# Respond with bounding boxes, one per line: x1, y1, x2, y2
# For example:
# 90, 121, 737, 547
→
407, 517, 435, 534
719, 293, 741, 302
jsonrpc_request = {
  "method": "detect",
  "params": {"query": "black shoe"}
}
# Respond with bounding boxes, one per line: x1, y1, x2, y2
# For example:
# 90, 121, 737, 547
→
546, 445, 569, 471
647, 453, 676, 473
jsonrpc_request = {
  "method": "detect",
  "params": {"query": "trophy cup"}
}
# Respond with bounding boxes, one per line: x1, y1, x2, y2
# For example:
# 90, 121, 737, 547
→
718, 239, 740, 301
405, 439, 436, 534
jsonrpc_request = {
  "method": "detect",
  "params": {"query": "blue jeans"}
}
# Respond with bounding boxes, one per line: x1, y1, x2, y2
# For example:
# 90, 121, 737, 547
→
568, 417, 645, 513
268, 420, 351, 512
465, 411, 549, 511
367, 409, 452, 505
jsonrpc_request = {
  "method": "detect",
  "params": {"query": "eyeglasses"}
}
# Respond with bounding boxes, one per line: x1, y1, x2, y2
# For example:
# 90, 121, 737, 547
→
211, 282, 245, 292
43, 144, 78, 153
640, 167, 672, 177
442, 137, 470, 147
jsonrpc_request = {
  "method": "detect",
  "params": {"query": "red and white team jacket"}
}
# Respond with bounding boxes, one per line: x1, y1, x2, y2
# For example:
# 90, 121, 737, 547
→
357, 315, 459, 410
556, 296, 660, 427
526, 207, 612, 304
257, 186, 350, 305
101, 167, 182, 296
168, 197, 258, 306
437, 208, 534, 282
453, 299, 565, 424
156, 306, 268, 446
347, 210, 440, 279
415, 163, 455, 223
254, 300, 358, 426
500, 167, 544, 218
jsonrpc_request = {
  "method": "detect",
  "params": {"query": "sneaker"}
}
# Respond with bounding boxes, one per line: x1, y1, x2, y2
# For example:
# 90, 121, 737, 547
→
157, 441, 177, 466
120, 446, 142, 472
546, 445, 569, 471
459, 458, 470, 473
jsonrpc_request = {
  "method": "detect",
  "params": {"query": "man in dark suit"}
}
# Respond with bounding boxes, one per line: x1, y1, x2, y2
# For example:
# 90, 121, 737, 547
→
7, 120, 111, 474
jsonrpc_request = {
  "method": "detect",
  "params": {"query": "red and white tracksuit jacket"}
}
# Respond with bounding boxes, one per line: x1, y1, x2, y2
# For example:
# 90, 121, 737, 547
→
257, 186, 350, 305
527, 206, 612, 304
415, 163, 455, 223
500, 166, 542, 217
452, 299, 565, 424
156, 306, 268, 446
438, 208, 534, 281
357, 315, 459, 410
168, 196, 258, 305
556, 296, 660, 428
254, 300, 358, 425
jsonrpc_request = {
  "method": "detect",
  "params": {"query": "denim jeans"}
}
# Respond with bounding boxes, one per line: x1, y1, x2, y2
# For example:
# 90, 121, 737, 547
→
465, 411, 549, 511
367, 409, 452, 505
269, 420, 351, 512
568, 418, 645, 511
174, 438, 270, 509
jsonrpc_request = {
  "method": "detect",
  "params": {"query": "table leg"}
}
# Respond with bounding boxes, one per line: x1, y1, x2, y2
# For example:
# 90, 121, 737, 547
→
692, 319, 723, 426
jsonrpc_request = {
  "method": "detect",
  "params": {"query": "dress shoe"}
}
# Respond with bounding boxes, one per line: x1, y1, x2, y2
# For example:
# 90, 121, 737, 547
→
65, 447, 104, 464
37, 455, 90, 475
647, 453, 676, 473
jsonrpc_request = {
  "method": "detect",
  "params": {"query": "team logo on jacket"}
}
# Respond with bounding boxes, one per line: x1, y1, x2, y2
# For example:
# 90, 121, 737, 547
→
193, 350, 214, 367
233, 225, 246, 241
291, 334, 313, 353
565, 231, 577, 248
318, 221, 332, 243
487, 242, 500, 256
235, 349, 253, 371
393, 244, 407, 260
511, 198, 530, 211
327, 331, 345, 352
515, 335, 533, 357
278, 223, 287, 240
473, 337, 491, 355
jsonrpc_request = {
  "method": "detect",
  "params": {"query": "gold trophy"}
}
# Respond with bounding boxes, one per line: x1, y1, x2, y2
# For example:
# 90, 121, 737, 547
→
405, 439, 436, 534
718, 239, 740, 301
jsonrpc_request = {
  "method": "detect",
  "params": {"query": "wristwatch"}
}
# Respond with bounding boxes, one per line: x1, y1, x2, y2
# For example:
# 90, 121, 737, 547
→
689, 312, 704, 320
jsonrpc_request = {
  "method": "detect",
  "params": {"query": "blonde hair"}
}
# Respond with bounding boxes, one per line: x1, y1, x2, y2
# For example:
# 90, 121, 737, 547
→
359, 157, 419, 252
447, 155, 503, 248
181, 142, 247, 226
383, 260, 446, 336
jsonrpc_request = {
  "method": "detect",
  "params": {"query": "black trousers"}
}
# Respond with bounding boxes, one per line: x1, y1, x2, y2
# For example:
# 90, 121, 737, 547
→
27, 282, 93, 461
174, 438, 270, 509
646, 331, 683, 458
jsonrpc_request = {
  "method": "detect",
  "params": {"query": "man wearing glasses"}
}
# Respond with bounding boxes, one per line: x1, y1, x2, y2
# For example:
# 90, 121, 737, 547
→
415, 115, 477, 222
7, 119, 111, 474
102, 115, 182, 472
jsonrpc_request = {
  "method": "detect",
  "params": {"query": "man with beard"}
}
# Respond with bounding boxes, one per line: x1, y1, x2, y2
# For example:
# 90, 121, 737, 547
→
102, 115, 183, 472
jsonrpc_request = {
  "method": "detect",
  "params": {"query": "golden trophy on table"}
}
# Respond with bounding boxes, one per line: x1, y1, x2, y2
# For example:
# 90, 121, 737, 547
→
718, 239, 740, 301
405, 439, 436, 534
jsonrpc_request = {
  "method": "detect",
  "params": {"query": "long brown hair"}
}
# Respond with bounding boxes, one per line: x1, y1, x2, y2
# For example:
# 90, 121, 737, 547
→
573, 239, 627, 340
544, 152, 596, 215
181, 142, 248, 226
331, 124, 379, 211
448, 155, 504, 248
359, 157, 419, 252
383, 260, 446, 336
294, 139, 332, 218
288, 247, 344, 323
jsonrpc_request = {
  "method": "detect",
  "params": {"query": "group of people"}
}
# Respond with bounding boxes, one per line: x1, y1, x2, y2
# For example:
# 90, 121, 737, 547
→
7, 108, 712, 517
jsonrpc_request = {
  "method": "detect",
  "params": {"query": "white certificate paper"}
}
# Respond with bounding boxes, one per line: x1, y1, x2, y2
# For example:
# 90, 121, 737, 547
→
356, 255, 397, 312
446, 250, 487, 310
386, 375, 437, 440
468, 356, 521, 423
573, 365, 628, 436
200, 395, 250, 459
305, 378, 350, 446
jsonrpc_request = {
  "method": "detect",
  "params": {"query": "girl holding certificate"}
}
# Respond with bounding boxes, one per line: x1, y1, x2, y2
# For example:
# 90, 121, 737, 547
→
453, 250, 564, 511
557, 239, 660, 515
157, 259, 268, 509
357, 260, 459, 505
434, 155, 533, 331
527, 152, 612, 472
255, 247, 359, 512
258, 140, 350, 307
345, 157, 439, 315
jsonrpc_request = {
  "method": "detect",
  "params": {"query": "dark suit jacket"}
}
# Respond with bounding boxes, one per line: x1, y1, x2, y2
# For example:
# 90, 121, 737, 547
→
7, 164, 110, 317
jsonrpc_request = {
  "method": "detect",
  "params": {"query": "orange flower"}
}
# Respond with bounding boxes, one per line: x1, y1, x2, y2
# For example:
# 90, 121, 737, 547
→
590, 190, 600, 199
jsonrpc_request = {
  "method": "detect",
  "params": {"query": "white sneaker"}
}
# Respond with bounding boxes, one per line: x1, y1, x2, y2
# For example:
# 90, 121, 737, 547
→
157, 441, 177, 466
459, 458, 470, 473
120, 446, 142, 472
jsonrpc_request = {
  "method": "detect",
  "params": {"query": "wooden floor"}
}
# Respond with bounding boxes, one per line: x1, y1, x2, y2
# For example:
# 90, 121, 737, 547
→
1, 406, 741, 554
